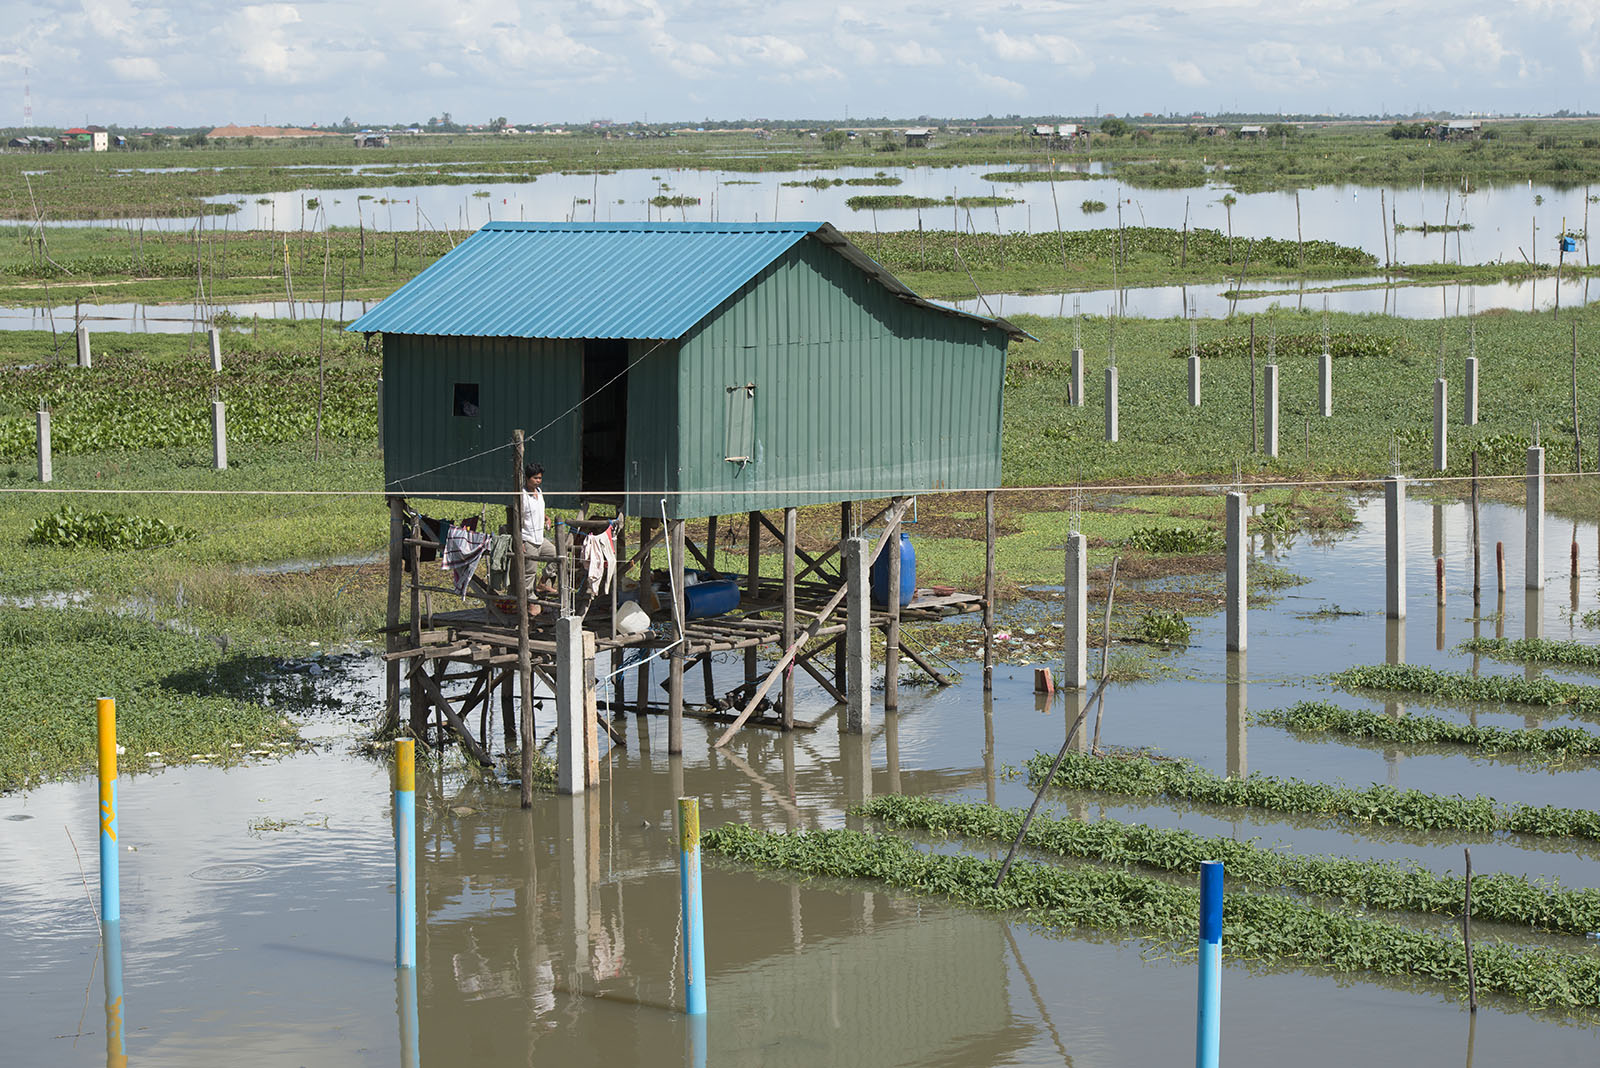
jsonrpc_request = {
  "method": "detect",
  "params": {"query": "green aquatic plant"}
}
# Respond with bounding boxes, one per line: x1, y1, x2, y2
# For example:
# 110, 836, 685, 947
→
1259, 700, 1600, 760
1130, 609, 1192, 645
857, 794, 1600, 934
1463, 637, 1600, 669
1123, 525, 1220, 553
1023, 749, 1600, 841
26, 505, 197, 551
702, 823, 1600, 1010
1333, 664, 1600, 719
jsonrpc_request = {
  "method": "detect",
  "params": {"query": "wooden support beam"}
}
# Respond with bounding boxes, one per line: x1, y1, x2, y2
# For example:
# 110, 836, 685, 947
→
794, 647, 846, 704
384, 497, 404, 735
511, 429, 535, 808
782, 506, 797, 729
899, 640, 953, 687
702, 514, 718, 704
409, 662, 495, 767
668, 518, 686, 754
984, 489, 996, 692
834, 501, 852, 696
714, 498, 911, 748
745, 511, 760, 691
886, 495, 905, 711
759, 511, 822, 573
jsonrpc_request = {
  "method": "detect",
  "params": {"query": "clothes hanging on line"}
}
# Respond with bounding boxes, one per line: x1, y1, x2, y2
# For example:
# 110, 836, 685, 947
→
581, 525, 618, 596
442, 525, 491, 596
486, 534, 515, 592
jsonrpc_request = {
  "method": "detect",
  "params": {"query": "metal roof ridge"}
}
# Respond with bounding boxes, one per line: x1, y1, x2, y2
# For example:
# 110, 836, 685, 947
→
481, 220, 824, 232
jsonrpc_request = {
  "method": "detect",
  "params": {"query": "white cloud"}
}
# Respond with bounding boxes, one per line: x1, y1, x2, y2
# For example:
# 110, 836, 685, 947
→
888, 40, 943, 66
727, 34, 807, 67
1170, 61, 1207, 87
225, 4, 308, 81
108, 56, 163, 82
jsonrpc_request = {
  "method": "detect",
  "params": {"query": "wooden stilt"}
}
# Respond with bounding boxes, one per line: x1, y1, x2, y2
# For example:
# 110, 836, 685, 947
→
782, 506, 798, 729
702, 515, 718, 704
668, 517, 686, 754
500, 667, 516, 751
886, 496, 905, 711
984, 490, 996, 692
836, 501, 852, 698
511, 429, 535, 808
407, 523, 424, 738
384, 497, 403, 735
745, 511, 760, 690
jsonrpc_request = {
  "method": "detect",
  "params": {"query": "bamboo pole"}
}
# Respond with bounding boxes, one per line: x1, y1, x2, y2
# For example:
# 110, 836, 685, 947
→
983, 490, 996, 691
511, 431, 535, 808
1464, 847, 1478, 1013
782, 507, 797, 727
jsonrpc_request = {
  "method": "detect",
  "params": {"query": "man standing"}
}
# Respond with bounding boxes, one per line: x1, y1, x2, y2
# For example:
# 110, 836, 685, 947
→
522, 464, 557, 595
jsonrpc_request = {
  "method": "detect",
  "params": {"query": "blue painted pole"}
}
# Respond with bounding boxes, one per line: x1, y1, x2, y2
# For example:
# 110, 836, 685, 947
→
677, 797, 707, 1015
397, 960, 420, 1068
102, 919, 127, 1068
1196, 860, 1223, 1068
395, 739, 416, 969
96, 697, 120, 924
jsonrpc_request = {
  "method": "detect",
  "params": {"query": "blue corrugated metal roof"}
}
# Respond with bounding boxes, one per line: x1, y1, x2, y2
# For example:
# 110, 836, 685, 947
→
345, 222, 818, 340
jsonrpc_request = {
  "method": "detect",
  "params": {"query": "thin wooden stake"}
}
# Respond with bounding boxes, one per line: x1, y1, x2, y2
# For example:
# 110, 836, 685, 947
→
1463, 847, 1478, 1013
1250, 318, 1259, 454
1089, 557, 1120, 753
1471, 451, 1481, 606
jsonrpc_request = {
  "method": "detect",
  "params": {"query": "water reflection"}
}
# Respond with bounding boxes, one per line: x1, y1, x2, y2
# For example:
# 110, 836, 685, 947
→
1226, 652, 1248, 779
102, 919, 126, 1068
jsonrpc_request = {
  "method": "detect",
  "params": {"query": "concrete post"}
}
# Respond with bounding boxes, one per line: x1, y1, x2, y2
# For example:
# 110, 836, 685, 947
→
1263, 364, 1279, 458
1064, 531, 1088, 689
555, 615, 585, 795
209, 327, 222, 372
36, 406, 51, 483
1386, 477, 1406, 619
1433, 378, 1448, 472
1225, 651, 1247, 779
211, 400, 227, 470
844, 537, 870, 734
76, 325, 91, 368
1070, 348, 1084, 407
1188, 354, 1201, 407
1526, 446, 1545, 590
1104, 366, 1118, 443
1464, 357, 1478, 426
1226, 492, 1246, 652
1318, 352, 1332, 417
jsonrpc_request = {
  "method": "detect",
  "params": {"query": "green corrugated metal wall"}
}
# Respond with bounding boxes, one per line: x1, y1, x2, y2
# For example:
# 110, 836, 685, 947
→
668, 236, 1007, 517
382, 334, 585, 505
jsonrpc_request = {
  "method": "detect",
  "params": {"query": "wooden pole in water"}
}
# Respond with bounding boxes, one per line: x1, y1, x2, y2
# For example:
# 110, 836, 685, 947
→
702, 515, 718, 704
1496, 541, 1506, 593
668, 517, 687, 752
885, 498, 903, 711
983, 490, 996, 692
1380, 189, 1390, 271
1463, 847, 1478, 1013
781, 507, 797, 726
1471, 452, 1481, 607
511, 430, 535, 808
1573, 323, 1582, 474
745, 512, 760, 691
1437, 556, 1445, 603
384, 498, 403, 735
836, 502, 853, 693
1249, 318, 1258, 453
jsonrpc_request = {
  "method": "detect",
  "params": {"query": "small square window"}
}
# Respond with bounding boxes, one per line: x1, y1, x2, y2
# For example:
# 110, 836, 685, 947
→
453, 383, 479, 417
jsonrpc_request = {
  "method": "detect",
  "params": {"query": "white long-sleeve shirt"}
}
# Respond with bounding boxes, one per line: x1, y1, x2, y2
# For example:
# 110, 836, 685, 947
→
521, 488, 545, 547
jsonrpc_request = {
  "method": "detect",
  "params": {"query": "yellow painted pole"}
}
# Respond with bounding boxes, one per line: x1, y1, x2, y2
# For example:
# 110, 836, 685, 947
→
97, 697, 119, 922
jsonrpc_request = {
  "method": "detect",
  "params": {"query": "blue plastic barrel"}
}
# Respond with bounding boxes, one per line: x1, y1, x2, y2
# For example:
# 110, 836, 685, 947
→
870, 533, 917, 607
684, 574, 741, 619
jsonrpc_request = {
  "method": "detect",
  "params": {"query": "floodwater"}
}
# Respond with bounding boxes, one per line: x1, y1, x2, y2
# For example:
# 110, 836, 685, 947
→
11, 161, 1600, 269
948, 273, 1600, 321
3, 494, 1600, 1064
6, 273, 1597, 336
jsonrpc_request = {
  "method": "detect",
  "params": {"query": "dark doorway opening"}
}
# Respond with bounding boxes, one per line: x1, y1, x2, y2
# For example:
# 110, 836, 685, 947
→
581, 339, 629, 499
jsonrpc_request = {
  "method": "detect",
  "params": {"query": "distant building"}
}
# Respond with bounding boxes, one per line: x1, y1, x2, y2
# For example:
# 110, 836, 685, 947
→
354, 131, 391, 148
1201, 124, 1230, 138
1032, 124, 1056, 138
1438, 119, 1483, 141
903, 127, 932, 147
1237, 125, 1267, 139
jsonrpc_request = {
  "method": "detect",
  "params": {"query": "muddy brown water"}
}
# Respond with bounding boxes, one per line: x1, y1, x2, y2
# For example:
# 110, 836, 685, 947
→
4, 494, 1600, 1064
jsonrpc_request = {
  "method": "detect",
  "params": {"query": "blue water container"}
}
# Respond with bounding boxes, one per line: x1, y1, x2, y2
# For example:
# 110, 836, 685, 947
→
684, 573, 741, 619
1561, 236, 1578, 253
870, 533, 917, 607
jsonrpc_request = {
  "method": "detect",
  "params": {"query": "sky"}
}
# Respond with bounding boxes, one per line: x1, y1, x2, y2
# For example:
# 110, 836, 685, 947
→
4, 0, 1600, 128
